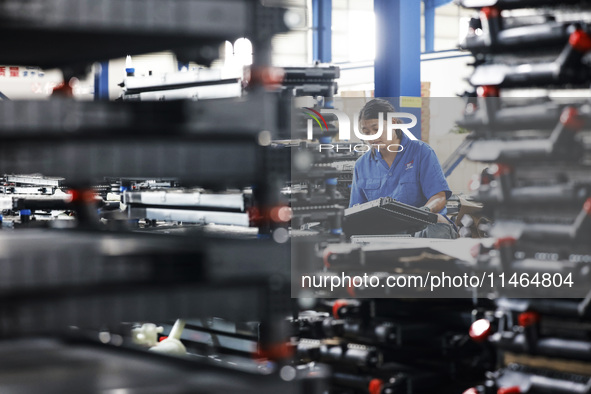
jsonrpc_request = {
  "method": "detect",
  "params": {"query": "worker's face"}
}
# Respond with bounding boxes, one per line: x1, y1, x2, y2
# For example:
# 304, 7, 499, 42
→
359, 118, 398, 146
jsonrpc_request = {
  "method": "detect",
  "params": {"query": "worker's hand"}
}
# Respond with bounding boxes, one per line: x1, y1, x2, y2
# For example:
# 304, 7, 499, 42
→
436, 213, 448, 224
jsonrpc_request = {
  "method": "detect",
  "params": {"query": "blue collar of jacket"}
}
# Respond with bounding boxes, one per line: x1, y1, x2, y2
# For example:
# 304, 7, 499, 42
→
370, 133, 411, 161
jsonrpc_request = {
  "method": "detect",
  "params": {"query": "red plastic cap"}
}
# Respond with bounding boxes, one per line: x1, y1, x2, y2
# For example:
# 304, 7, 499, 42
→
270, 206, 292, 223
68, 189, 96, 203
494, 236, 516, 249
569, 29, 591, 53
247, 206, 261, 225
52, 81, 74, 97
583, 198, 591, 217
480, 6, 500, 19
477, 85, 499, 98
494, 163, 512, 177
498, 386, 521, 394
249, 205, 292, 225
463, 388, 480, 394
469, 319, 492, 343
518, 311, 540, 327
368, 379, 384, 394
255, 342, 294, 360
323, 251, 332, 268
560, 107, 583, 130
332, 299, 349, 319
158, 336, 168, 342
246, 67, 285, 88
346, 284, 356, 298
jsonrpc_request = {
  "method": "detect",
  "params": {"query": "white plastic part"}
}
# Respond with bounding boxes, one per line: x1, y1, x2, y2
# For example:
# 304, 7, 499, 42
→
149, 319, 186, 356
125, 55, 134, 70
106, 193, 122, 202
132, 323, 163, 347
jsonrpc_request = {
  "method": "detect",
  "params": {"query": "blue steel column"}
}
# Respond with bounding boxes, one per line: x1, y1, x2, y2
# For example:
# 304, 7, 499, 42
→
424, 0, 453, 53
374, 0, 421, 139
312, 0, 332, 63
424, 0, 435, 53
93, 61, 109, 100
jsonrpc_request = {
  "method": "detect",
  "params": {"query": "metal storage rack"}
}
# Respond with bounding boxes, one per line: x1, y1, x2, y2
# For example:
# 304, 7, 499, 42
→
0, 1, 324, 392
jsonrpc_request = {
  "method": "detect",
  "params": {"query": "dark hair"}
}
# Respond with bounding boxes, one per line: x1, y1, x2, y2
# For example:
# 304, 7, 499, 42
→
359, 98, 402, 140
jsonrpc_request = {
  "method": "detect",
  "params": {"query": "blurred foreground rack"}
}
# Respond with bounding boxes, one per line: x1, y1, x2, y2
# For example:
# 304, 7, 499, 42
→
459, 0, 591, 391
0, 95, 291, 188
0, 0, 290, 71
0, 0, 325, 392
0, 337, 327, 394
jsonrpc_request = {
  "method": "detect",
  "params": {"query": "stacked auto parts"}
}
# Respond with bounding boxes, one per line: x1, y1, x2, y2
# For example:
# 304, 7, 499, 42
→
459, 0, 591, 391
292, 298, 495, 393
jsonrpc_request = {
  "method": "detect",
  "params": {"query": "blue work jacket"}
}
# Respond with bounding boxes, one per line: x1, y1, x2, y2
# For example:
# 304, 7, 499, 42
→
349, 134, 451, 215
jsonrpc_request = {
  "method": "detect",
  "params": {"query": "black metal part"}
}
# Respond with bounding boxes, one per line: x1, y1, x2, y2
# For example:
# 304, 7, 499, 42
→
343, 197, 437, 236
0, 96, 291, 188
462, 20, 573, 54
0, 337, 327, 394
0, 230, 291, 338
0, 0, 289, 70
459, 0, 591, 10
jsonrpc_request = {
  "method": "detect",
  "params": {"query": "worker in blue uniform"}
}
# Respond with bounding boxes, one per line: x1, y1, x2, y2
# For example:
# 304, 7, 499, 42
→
348, 99, 457, 239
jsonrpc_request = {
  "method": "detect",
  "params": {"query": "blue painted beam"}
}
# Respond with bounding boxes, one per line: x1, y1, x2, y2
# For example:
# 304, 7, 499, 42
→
433, 0, 453, 8
94, 61, 109, 100
374, 0, 421, 139
312, 0, 332, 63
374, 0, 421, 98
424, 0, 435, 53
424, 0, 453, 53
